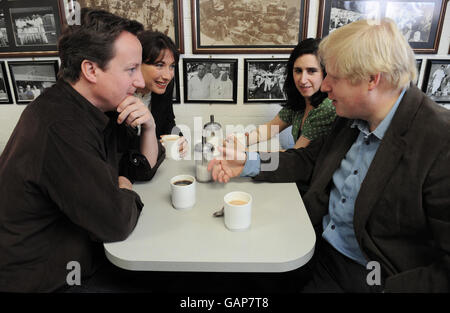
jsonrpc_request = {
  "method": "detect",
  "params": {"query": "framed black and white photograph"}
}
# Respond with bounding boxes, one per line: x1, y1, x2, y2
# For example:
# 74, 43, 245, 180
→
317, 0, 447, 53
68, 0, 185, 53
0, 61, 12, 104
183, 58, 238, 103
421, 59, 450, 103
8, 60, 58, 104
191, 0, 308, 54
172, 64, 180, 104
0, 9, 9, 48
0, 0, 62, 56
244, 58, 288, 103
318, 0, 380, 36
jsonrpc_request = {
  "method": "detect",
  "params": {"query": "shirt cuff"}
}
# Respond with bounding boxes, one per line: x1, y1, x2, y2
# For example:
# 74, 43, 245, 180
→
240, 151, 261, 177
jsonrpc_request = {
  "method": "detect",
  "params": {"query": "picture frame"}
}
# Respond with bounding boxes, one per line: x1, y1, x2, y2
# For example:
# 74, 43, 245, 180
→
191, 0, 309, 54
8, 60, 59, 105
65, 0, 185, 53
244, 58, 288, 103
317, 0, 447, 53
0, 61, 12, 104
183, 58, 238, 104
0, 0, 62, 57
172, 64, 180, 104
421, 59, 450, 103
415, 58, 422, 85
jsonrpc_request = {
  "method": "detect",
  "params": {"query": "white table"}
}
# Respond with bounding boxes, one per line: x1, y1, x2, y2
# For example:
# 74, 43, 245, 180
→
104, 159, 316, 272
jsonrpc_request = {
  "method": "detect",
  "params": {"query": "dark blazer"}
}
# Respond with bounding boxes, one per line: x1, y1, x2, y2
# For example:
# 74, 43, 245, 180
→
255, 85, 450, 292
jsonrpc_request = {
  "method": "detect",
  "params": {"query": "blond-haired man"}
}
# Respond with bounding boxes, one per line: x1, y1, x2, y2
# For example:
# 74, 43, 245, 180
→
208, 19, 450, 292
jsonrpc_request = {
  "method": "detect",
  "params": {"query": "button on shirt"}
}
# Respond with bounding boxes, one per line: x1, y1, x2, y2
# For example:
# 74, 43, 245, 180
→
322, 88, 406, 266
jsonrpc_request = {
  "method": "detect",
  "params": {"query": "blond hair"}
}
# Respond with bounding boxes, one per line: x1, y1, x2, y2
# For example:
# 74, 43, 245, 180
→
318, 18, 416, 89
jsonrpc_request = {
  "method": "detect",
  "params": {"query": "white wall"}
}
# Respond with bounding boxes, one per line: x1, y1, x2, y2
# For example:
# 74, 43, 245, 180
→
1, 0, 450, 137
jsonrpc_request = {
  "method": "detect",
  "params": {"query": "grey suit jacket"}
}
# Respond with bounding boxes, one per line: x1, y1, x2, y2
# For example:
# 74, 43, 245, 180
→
255, 85, 450, 292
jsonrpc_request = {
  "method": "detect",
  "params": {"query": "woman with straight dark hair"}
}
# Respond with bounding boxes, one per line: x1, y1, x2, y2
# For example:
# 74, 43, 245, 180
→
136, 30, 187, 156
245, 38, 336, 150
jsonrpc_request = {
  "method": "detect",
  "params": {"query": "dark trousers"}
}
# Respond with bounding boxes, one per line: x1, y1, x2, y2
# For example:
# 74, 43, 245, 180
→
300, 238, 384, 293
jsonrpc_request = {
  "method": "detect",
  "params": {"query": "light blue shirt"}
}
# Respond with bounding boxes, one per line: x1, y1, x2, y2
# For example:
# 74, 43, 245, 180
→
323, 88, 406, 266
242, 88, 407, 266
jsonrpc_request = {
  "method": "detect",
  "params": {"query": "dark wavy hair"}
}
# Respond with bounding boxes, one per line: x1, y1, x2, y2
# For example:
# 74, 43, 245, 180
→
138, 30, 179, 103
282, 38, 328, 111
57, 8, 143, 83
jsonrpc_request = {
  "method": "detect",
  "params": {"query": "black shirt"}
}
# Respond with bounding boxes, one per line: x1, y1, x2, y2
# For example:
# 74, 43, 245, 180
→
0, 80, 164, 292
150, 81, 182, 138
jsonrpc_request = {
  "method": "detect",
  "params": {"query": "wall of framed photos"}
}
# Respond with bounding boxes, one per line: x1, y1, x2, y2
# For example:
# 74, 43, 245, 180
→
0, 0, 449, 134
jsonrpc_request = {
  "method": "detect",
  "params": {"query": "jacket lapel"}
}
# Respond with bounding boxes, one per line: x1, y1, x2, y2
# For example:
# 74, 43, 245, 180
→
353, 85, 423, 239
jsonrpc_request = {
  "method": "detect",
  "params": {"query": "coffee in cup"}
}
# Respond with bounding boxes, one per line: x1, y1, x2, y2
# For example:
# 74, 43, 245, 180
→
170, 175, 196, 210
173, 180, 193, 186
223, 191, 252, 231
228, 199, 248, 206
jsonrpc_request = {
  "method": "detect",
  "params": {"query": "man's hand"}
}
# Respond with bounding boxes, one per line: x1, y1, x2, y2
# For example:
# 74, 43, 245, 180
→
118, 176, 132, 190
116, 95, 155, 130
207, 137, 247, 183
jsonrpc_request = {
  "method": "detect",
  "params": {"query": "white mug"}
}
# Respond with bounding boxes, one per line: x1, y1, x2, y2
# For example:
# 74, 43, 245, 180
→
170, 174, 196, 210
162, 135, 181, 160
223, 191, 252, 231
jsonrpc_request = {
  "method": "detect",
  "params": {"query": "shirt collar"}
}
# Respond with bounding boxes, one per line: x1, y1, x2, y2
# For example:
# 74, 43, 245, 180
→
58, 80, 110, 132
351, 88, 407, 140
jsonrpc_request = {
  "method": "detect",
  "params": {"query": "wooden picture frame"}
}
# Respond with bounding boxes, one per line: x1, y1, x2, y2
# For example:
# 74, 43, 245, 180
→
8, 60, 59, 105
0, 0, 62, 57
172, 64, 180, 104
317, 0, 447, 53
421, 59, 450, 103
183, 58, 238, 104
191, 0, 309, 54
244, 58, 288, 103
0, 61, 12, 104
64, 0, 185, 53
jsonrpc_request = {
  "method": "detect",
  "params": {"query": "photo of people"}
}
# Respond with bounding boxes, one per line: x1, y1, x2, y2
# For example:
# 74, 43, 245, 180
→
320, 0, 445, 53
328, 0, 380, 33
9, 61, 58, 103
197, 0, 302, 46
183, 59, 237, 103
245, 59, 287, 102
0, 10, 9, 47
385, 1, 434, 42
10, 6, 58, 46
77, 0, 179, 48
424, 62, 450, 103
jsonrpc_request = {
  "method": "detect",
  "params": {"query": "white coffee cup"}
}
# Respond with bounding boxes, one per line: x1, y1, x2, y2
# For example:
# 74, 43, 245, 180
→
170, 174, 196, 210
223, 191, 252, 231
162, 134, 181, 160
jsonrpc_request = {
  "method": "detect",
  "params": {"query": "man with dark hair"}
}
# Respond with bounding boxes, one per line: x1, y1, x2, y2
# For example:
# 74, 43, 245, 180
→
0, 9, 164, 292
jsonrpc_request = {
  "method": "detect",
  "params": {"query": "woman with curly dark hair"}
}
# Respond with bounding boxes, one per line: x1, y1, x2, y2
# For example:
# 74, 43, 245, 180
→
246, 38, 336, 150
